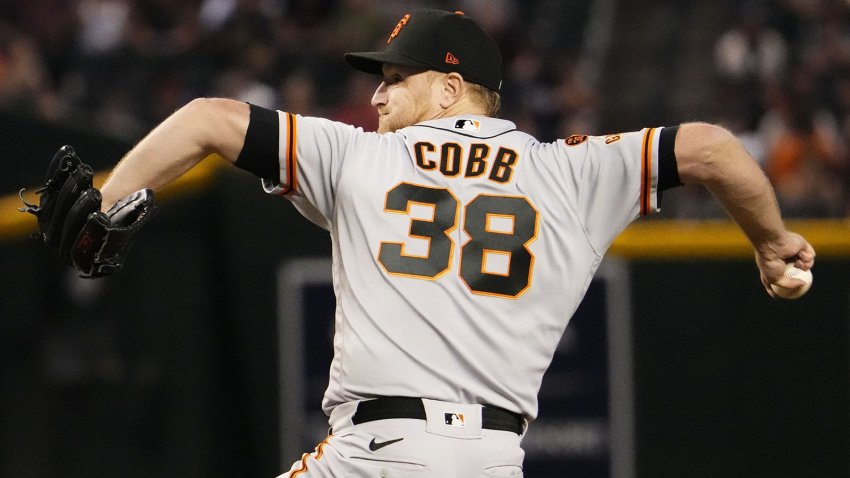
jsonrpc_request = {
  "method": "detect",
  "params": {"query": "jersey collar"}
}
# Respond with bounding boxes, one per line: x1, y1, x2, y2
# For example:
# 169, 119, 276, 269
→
408, 115, 517, 138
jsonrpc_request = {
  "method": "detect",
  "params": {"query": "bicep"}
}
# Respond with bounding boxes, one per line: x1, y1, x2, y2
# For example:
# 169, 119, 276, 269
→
673, 122, 740, 185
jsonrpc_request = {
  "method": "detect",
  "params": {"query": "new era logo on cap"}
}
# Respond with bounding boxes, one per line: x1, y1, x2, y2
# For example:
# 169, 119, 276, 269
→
445, 52, 459, 65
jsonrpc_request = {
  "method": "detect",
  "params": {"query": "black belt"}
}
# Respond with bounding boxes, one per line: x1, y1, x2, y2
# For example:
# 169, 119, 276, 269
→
351, 397, 524, 435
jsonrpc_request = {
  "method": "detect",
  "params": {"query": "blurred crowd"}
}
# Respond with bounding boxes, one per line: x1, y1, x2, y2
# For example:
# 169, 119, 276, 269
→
714, 0, 850, 217
0, 0, 594, 138
1, 0, 848, 217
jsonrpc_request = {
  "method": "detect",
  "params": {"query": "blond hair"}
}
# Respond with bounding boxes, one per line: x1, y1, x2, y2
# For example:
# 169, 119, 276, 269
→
467, 82, 501, 117
425, 70, 502, 117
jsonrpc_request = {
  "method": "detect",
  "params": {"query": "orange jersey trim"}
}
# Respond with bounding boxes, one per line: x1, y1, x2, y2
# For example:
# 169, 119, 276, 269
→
280, 112, 298, 196
289, 435, 331, 477
640, 128, 656, 215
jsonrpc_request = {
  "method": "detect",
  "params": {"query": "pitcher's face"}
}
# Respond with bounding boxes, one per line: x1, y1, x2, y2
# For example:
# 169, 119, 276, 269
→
371, 64, 442, 133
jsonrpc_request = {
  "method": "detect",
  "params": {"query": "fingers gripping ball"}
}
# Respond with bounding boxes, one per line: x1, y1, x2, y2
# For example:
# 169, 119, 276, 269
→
19, 145, 158, 278
770, 263, 813, 299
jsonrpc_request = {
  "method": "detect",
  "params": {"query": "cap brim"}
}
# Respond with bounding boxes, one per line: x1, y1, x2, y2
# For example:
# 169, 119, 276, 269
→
344, 51, 431, 76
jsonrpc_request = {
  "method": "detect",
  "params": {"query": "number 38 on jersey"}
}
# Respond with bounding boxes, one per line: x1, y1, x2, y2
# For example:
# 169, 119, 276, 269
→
378, 182, 539, 299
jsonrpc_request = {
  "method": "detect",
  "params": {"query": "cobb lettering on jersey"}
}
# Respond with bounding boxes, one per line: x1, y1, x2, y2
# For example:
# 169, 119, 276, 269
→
413, 141, 519, 182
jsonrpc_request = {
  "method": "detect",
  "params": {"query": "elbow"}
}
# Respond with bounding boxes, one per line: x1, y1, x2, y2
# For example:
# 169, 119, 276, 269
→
184, 96, 231, 110
182, 97, 225, 122
675, 122, 742, 185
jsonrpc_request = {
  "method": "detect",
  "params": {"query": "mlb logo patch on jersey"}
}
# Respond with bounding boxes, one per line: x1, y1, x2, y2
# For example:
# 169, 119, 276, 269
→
454, 119, 480, 132
444, 413, 465, 427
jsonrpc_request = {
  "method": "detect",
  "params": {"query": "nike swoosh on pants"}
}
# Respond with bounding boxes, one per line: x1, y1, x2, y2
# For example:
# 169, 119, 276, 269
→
368, 437, 404, 451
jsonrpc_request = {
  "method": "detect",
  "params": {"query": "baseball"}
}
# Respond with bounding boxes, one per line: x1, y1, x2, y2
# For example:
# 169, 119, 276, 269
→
770, 263, 813, 299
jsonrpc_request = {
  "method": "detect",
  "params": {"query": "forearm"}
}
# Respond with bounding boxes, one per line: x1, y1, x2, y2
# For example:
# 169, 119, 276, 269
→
674, 122, 815, 293
100, 98, 249, 209
674, 122, 786, 253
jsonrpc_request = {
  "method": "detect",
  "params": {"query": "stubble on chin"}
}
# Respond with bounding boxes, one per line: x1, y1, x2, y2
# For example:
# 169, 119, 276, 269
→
375, 111, 390, 134
378, 114, 419, 134
377, 116, 399, 134
376, 119, 390, 134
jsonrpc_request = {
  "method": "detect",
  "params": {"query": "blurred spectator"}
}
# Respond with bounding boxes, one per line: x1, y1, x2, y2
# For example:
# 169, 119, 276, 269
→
322, 0, 387, 54
278, 69, 321, 117
553, 58, 600, 136
212, 67, 277, 108
715, 2, 788, 83
0, 27, 51, 114
76, 0, 131, 57
714, 0, 788, 129
712, 0, 850, 217
762, 76, 848, 217
328, 73, 378, 131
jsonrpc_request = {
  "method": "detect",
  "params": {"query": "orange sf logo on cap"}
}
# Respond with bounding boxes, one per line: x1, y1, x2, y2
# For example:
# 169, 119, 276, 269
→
387, 13, 410, 44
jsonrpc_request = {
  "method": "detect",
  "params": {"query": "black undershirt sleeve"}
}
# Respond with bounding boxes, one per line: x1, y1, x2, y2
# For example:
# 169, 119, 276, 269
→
657, 125, 682, 203
234, 103, 280, 182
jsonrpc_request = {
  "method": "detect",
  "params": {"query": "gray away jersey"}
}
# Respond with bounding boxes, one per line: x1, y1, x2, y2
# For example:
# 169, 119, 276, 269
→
262, 114, 662, 420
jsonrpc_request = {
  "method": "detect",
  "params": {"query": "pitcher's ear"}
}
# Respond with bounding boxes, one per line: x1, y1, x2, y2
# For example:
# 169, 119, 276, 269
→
439, 72, 465, 108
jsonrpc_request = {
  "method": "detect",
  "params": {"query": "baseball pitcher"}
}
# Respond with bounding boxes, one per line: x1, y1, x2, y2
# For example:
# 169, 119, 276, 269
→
22, 9, 815, 478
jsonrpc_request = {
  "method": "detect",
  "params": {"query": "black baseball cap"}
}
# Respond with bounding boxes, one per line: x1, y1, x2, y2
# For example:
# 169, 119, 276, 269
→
344, 9, 503, 91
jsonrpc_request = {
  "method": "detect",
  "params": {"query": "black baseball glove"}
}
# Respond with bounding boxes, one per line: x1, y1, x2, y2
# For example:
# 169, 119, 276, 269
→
19, 145, 157, 278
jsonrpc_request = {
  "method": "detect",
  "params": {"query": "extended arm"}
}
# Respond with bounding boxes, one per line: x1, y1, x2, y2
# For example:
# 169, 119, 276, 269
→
100, 98, 250, 209
673, 122, 816, 296
19, 98, 257, 277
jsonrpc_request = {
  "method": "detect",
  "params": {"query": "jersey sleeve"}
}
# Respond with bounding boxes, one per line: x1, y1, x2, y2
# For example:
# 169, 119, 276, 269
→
261, 112, 360, 230
553, 127, 664, 253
